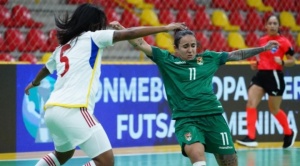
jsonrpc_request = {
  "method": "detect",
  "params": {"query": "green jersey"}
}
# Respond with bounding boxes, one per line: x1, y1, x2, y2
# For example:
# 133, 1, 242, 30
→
149, 46, 228, 119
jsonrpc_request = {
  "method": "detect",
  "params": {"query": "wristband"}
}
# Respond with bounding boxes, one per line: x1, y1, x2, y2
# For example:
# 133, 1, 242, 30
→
281, 60, 285, 66
32, 81, 40, 86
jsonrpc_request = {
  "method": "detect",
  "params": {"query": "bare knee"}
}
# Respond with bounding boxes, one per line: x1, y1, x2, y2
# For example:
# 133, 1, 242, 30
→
184, 143, 206, 163
214, 153, 238, 166
54, 149, 75, 165
246, 97, 260, 108
247, 85, 264, 108
93, 149, 114, 166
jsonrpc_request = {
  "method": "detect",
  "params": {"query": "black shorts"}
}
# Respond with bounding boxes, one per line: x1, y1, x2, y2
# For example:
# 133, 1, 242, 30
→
250, 70, 285, 96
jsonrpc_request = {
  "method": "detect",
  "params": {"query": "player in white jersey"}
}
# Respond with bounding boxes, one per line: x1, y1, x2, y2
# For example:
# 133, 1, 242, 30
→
44, 30, 115, 112
24, 3, 186, 166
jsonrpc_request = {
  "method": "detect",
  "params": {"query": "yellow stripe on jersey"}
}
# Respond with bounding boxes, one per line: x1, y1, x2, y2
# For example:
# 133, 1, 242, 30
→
44, 50, 102, 109
85, 49, 102, 106
44, 103, 87, 109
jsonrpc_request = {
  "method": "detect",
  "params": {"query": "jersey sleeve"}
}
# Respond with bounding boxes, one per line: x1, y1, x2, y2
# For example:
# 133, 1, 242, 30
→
91, 30, 115, 48
218, 52, 229, 65
204, 51, 228, 65
45, 52, 56, 74
147, 46, 169, 64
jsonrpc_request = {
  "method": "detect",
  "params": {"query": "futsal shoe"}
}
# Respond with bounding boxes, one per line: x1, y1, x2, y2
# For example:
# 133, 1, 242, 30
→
236, 136, 258, 147
283, 130, 297, 148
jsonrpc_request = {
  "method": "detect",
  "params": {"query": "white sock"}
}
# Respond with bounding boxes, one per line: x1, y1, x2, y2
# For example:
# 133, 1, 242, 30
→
193, 161, 206, 166
83, 160, 96, 166
35, 153, 60, 166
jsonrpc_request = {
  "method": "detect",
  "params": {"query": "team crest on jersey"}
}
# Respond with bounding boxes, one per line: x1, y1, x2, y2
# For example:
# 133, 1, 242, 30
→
197, 57, 203, 65
185, 132, 192, 141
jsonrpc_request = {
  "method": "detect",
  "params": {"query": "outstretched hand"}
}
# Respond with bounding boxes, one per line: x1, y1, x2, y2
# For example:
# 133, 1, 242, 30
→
166, 22, 187, 31
263, 40, 279, 51
109, 21, 125, 30
25, 83, 35, 95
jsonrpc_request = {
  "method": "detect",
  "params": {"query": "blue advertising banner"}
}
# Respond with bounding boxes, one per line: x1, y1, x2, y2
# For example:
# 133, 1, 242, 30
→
17, 65, 56, 152
94, 65, 177, 147
16, 64, 300, 152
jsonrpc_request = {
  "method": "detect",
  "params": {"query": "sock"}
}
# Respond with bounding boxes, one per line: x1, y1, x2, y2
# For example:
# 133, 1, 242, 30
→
83, 160, 96, 166
193, 161, 206, 166
246, 107, 257, 139
274, 109, 292, 135
35, 153, 60, 166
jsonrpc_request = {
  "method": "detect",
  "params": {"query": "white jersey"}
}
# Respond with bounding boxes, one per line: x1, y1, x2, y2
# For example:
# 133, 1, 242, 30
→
44, 30, 115, 110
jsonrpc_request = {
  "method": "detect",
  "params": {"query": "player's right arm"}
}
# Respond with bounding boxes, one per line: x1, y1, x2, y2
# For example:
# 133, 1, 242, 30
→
25, 51, 57, 95
25, 66, 51, 95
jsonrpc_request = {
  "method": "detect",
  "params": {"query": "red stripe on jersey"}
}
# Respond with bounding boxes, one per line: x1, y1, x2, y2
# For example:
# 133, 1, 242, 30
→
43, 155, 55, 166
84, 108, 96, 126
80, 107, 92, 127
80, 108, 96, 127
84, 162, 91, 166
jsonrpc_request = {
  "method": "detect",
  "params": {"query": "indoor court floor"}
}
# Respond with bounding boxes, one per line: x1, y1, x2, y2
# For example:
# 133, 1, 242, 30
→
0, 143, 299, 166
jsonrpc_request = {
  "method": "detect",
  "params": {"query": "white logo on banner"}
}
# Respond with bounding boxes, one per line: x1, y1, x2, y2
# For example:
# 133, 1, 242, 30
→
223, 110, 298, 136
213, 76, 300, 101
116, 111, 298, 140
117, 113, 175, 139
95, 76, 300, 103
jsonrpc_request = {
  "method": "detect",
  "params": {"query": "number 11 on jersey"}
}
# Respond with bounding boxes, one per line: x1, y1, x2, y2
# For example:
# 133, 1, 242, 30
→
189, 68, 196, 80
220, 132, 229, 146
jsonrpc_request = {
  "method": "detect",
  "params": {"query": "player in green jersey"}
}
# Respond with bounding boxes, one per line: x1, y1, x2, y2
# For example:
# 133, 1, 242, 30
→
110, 21, 279, 166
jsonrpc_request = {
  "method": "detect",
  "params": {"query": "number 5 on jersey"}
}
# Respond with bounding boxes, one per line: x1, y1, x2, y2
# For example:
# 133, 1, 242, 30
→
60, 44, 71, 77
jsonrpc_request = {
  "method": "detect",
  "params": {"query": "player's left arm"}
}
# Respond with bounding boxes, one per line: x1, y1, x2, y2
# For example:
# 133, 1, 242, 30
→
227, 40, 279, 61
25, 66, 51, 95
274, 47, 296, 67
283, 51, 296, 67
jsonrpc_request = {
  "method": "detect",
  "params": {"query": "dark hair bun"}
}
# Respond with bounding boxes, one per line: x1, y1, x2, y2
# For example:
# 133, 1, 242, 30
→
174, 29, 182, 35
174, 28, 191, 37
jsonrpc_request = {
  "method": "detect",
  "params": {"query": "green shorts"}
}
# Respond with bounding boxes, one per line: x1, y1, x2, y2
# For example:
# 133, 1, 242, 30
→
175, 114, 236, 156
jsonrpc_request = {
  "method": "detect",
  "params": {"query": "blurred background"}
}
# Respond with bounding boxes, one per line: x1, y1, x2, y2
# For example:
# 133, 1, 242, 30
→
0, 0, 300, 63
0, 1, 300, 165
